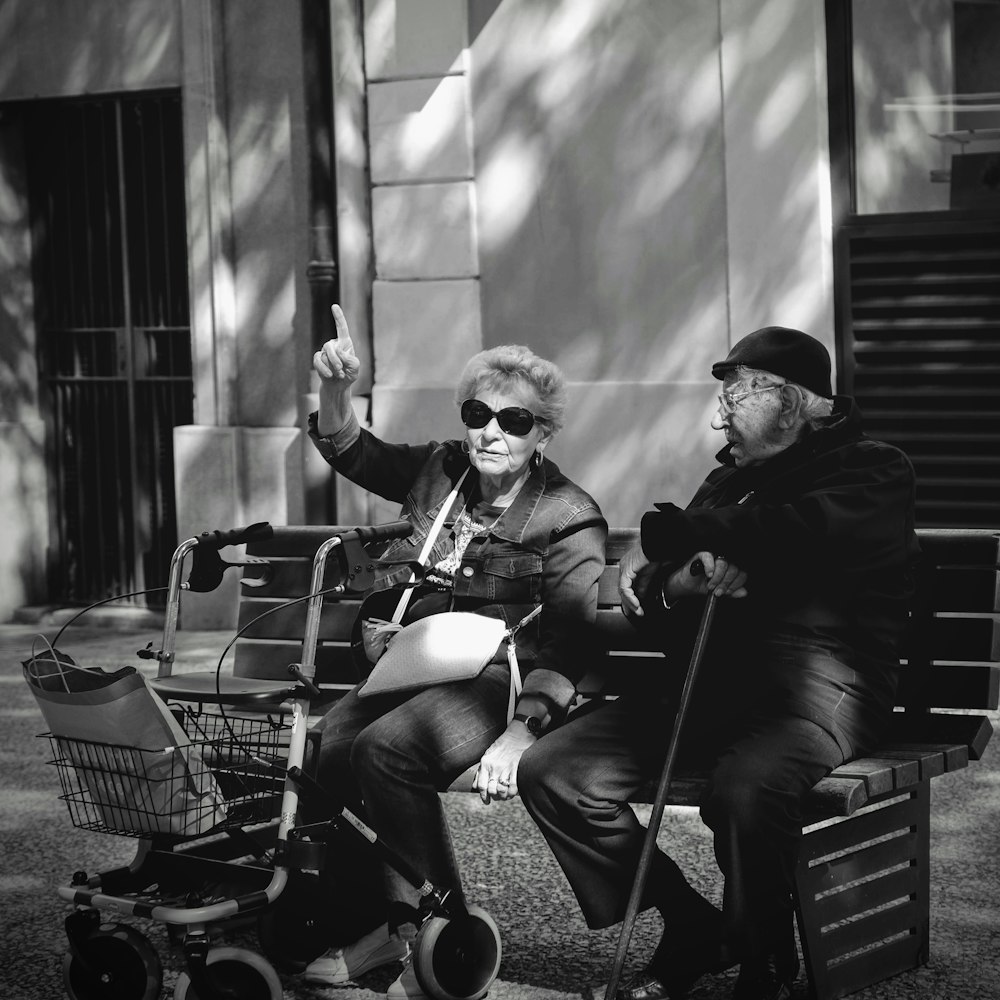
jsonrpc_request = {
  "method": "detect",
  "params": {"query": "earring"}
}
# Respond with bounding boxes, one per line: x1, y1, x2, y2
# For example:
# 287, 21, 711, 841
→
461, 439, 470, 454
531, 449, 541, 469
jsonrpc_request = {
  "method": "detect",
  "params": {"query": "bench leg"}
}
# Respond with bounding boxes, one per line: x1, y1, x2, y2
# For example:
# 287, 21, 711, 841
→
793, 780, 931, 1000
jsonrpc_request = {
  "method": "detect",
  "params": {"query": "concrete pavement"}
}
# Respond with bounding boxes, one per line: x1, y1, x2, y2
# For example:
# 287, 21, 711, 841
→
2, 621, 998, 1000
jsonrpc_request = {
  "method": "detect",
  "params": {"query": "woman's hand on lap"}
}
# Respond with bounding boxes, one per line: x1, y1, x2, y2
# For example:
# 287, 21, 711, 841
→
472, 725, 536, 804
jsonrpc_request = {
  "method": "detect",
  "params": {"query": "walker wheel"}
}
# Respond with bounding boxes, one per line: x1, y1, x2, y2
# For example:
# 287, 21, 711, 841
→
63, 922, 162, 1000
412, 904, 502, 1000
173, 946, 282, 1000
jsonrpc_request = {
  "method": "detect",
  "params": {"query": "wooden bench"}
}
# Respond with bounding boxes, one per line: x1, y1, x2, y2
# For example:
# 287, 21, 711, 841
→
587, 528, 999, 1000
158, 524, 1000, 1000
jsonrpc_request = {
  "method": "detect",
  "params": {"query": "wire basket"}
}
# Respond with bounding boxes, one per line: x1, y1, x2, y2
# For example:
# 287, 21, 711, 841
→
44, 709, 291, 839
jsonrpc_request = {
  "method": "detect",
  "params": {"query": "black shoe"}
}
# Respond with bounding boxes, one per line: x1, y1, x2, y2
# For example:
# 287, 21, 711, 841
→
731, 951, 800, 1000
617, 962, 710, 1000
616, 968, 677, 1000
616, 918, 725, 1000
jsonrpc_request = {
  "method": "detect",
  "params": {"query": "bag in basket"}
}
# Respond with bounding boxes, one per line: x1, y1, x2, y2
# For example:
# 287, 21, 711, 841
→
23, 642, 226, 837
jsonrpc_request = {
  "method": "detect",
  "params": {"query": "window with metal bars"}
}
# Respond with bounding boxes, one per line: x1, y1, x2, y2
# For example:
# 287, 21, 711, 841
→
23, 91, 192, 606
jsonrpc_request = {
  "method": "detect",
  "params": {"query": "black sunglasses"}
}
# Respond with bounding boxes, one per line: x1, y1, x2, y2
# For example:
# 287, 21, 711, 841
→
461, 398, 536, 436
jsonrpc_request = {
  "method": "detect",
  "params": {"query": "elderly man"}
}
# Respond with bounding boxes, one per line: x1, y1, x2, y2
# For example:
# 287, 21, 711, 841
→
518, 328, 919, 1000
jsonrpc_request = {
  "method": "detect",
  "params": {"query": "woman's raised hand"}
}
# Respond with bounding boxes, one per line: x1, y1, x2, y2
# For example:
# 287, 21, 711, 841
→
313, 304, 361, 390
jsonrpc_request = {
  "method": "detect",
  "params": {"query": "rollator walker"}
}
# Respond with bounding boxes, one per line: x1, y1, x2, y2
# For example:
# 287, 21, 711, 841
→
39, 522, 503, 1000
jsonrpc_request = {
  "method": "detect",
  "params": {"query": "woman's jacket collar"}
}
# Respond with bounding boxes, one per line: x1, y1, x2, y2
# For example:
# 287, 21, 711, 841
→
438, 443, 549, 546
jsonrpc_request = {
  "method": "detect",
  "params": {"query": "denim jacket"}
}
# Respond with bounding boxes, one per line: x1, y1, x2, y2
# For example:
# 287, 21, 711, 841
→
308, 410, 608, 713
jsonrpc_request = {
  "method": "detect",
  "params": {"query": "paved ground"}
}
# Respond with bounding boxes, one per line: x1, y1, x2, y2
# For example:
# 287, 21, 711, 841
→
2, 621, 998, 1000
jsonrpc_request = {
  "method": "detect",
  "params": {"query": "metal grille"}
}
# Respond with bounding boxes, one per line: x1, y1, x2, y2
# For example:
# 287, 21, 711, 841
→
25, 93, 192, 605
838, 220, 1000, 527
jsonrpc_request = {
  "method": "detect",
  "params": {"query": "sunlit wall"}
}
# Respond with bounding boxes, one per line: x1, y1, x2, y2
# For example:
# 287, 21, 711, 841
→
359, 0, 835, 528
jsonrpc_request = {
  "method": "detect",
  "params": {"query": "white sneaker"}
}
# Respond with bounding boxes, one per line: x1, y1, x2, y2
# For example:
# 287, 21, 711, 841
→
386, 955, 428, 1000
303, 922, 409, 985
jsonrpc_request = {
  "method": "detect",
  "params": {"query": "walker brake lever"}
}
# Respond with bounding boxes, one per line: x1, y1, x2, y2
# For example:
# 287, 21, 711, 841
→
237, 556, 274, 588
186, 549, 273, 593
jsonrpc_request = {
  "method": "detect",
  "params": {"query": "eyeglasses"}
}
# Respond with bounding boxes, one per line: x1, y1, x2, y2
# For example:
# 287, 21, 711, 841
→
717, 385, 781, 414
461, 398, 536, 436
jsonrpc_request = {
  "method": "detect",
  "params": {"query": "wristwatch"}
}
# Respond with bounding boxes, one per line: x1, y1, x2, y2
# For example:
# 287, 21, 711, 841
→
513, 712, 543, 736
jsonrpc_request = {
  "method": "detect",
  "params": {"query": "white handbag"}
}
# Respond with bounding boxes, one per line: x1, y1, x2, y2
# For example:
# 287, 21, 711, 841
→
357, 606, 541, 722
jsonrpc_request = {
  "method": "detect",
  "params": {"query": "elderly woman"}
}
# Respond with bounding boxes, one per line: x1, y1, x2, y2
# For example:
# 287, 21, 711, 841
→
302, 305, 607, 999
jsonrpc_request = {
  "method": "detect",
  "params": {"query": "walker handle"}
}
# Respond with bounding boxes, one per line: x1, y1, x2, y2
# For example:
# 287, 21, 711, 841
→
346, 520, 413, 545
194, 522, 274, 549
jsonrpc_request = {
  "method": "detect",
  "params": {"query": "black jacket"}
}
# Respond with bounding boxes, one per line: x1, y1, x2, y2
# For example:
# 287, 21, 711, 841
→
638, 397, 919, 745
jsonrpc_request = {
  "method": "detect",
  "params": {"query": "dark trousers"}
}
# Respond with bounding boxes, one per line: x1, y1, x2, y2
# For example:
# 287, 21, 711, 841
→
517, 694, 846, 960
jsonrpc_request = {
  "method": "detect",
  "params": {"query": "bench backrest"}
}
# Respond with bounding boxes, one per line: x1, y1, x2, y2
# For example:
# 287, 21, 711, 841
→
586, 527, 1000, 758
235, 525, 1000, 755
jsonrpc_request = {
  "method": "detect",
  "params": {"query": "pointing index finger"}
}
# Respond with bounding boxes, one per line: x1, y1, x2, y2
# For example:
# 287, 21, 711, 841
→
331, 304, 349, 340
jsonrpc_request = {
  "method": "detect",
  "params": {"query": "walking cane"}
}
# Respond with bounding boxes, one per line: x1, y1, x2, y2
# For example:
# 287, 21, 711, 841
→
603, 568, 720, 1000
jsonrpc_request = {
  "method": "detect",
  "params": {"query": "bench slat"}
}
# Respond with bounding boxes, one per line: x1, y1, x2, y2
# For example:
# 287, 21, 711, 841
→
914, 528, 1000, 566
896, 662, 1000, 710
819, 759, 897, 799
235, 639, 361, 686
804, 866, 920, 927
886, 711, 992, 760
821, 897, 922, 960
870, 747, 946, 781
833, 752, 934, 791
593, 606, 1000, 664
801, 776, 870, 816
808, 829, 921, 892
604, 528, 1000, 562
883, 741, 968, 771
903, 615, 1000, 663
238, 598, 360, 641
605, 530, 640, 561
240, 558, 329, 599
824, 933, 926, 1000
579, 658, 1000, 711
599, 565, 1000, 616
802, 790, 923, 859
598, 567, 622, 605
928, 567, 1000, 613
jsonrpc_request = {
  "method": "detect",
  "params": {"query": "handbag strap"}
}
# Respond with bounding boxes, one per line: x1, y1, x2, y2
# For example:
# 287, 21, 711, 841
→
391, 467, 470, 624
506, 644, 523, 723
503, 604, 541, 722
24, 634, 77, 692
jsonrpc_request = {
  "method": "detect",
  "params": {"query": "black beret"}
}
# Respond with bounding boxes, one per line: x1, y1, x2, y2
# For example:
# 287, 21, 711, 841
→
711, 326, 832, 397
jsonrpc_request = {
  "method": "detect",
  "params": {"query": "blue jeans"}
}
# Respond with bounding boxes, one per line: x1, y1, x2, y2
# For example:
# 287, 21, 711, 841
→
310, 660, 512, 910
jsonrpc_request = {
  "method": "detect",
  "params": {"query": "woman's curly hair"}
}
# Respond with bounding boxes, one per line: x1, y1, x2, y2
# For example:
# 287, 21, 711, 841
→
455, 345, 567, 436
